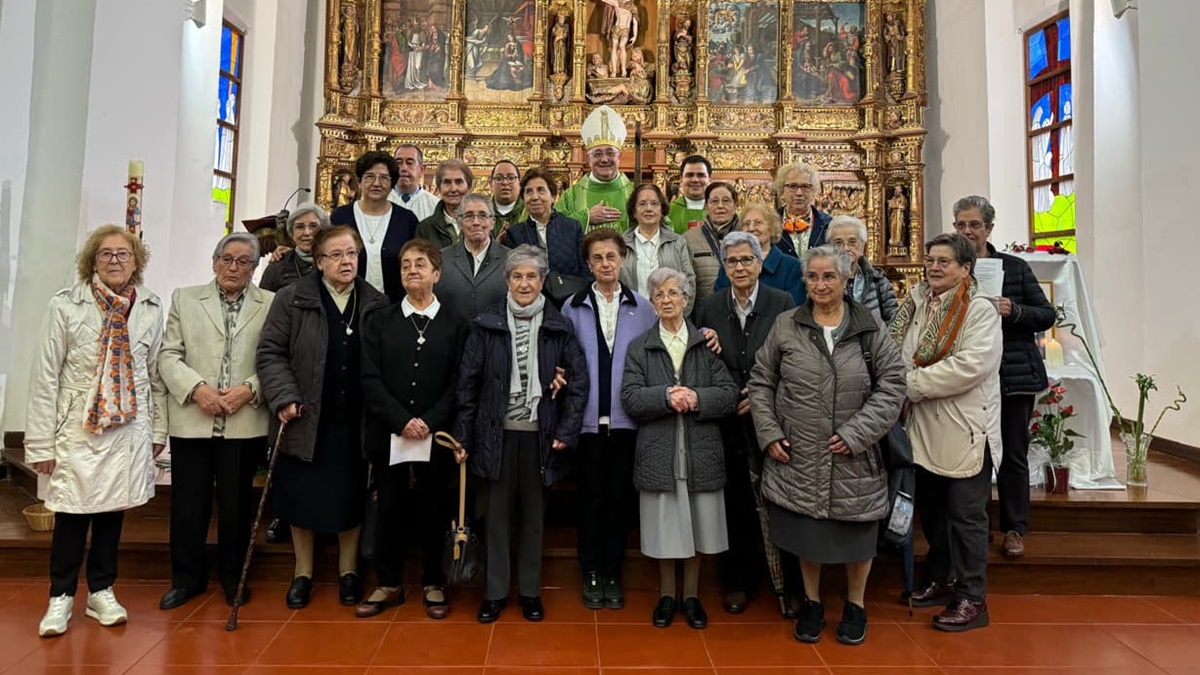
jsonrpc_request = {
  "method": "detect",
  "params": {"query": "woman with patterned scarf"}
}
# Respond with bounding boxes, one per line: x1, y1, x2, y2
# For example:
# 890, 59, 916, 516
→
888, 232, 1002, 634
26, 225, 168, 637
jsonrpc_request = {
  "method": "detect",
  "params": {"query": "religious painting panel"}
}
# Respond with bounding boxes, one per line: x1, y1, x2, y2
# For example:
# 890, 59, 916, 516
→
381, 0, 453, 100
461, 0, 538, 103
790, 0, 865, 105
707, 0, 779, 104
584, 0, 657, 104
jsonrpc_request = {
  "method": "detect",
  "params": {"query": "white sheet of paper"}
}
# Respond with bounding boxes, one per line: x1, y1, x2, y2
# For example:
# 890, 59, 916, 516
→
974, 258, 1005, 297
389, 434, 432, 465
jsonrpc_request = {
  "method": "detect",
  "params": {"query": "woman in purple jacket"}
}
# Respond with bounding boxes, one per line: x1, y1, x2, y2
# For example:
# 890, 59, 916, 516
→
560, 228, 658, 611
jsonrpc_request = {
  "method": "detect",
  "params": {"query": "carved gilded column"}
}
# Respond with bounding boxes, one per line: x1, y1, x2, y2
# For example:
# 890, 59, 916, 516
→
904, 0, 917, 98
860, 0, 879, 104
907, 169, 923, 262
531, 0, 548, 99
572, 5, 586, 101
365, 0, 381, 96
448, 0, 466, 99
327, 0, 342, 91
910, 0, 927, 99
778, 0, 793, 101
655, 0, 671, 103
695, 0, 710, 102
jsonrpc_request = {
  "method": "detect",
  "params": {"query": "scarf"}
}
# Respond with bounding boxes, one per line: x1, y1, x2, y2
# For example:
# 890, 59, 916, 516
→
295, 248, 313, 264
506, 292, 546, 422
782, 209, 810, 233
888, 276, 976, 367
84, 276, 138, 434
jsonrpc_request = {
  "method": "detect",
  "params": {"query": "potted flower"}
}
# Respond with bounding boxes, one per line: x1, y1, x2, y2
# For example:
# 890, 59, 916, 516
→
1055, 308, 1187, 488
1031, 382, 1083, 494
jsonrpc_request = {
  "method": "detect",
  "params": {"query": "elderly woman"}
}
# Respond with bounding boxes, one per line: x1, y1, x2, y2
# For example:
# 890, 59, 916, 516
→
27, 225, 167, 637
695, 230, 796, 617
888, 233, 1001, 632
622, 268, 739, 630
359, 239, 470, 619
503, 168, 589, 296
683, 181, 740, 305
774, 162, 831, 258
158, 233, 272, 611
748, 245, 906, 645
620, 183, 697, 316
257, 225, 390, 610
330, 150, 419, 301
827, 215, 898, 322
714, 202, 805, 305
415, 158, 473, 247
435, 193, 511, 323
455, 244, 588, 624
561, 228, 658, 611
261, 203, 330, 292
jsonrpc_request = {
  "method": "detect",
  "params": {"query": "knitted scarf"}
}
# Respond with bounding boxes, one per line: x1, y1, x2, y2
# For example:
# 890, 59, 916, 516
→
888, 276, 976, 367
507, 292, 545, 422
84, 276, 138, 434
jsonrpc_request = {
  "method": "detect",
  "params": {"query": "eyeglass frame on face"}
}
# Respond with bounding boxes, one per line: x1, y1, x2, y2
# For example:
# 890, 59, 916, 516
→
216, 255, 257, 269
782, 182, 814, 193
923, 255, 961, 269
588, 147, 619, 160
321, 249, 360, 262
97, 249, 133, 263
723, 255, 759, 269
360, 172, 393, 185
953, 219, 988, 231
490, 174, 520, 184
459, 211, 494, 223
707, 195, 736, 206
829, 236, 861, 250
652, 288, 685, 301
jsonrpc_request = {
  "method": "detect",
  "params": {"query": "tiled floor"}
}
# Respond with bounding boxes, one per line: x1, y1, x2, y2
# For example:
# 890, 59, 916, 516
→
1, 580, 1199, 674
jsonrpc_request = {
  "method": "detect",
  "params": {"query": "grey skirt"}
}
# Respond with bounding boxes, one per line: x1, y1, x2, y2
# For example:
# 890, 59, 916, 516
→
639, 480, 728, 559
768, 503, 878, 564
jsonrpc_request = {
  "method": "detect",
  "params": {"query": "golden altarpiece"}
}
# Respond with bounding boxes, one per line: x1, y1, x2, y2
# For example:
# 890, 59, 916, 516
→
316, 0, 928, 290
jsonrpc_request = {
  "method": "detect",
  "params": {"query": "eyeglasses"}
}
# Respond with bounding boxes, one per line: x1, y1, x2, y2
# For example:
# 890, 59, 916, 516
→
635, 200, 662, 209
217, 255, 256, 269
589, 148, 619, 159
723, 256, 759, 269
708, 197, 735, 206
322, 249, 359, 262
97, 250, 133, 263
652, 289, 685, 301
783, 183, 814, 192
491, 174, 520, 183
292, 221, 322, 232
460, 212, 494, 222
589, 253, 621, 265
830, 238, 861, 248
923, 256, 960, 268
953, 220, 987, 231
361, 173, 392, 185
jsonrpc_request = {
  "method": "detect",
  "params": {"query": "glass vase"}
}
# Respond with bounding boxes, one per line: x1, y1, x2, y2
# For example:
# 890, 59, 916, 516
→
1120, 431, 1151, 488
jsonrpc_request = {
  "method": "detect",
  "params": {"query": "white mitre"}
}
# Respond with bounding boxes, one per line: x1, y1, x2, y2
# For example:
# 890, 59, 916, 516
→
581, 105, 628, 151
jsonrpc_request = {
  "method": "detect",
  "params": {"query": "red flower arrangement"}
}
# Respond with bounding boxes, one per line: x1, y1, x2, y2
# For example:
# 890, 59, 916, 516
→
1031, 382, 1084, 469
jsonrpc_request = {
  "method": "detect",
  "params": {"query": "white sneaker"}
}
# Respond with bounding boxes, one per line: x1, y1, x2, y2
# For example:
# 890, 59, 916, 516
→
38, 594, 73, 637
85, 587, 127, 626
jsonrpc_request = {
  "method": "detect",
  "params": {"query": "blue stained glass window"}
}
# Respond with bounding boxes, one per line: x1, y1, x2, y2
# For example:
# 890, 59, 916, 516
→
1028, 30, 1048, 80
221, 24, 242, 77
1059, 83, 1072, 120
1056, 18, 1071, 62
217, 77, 238, 123
1031, 93, 1051, 131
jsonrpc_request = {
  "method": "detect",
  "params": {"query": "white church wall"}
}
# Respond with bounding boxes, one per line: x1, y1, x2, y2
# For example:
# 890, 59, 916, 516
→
982, 0, 1032, 247
0, 0, 37, 327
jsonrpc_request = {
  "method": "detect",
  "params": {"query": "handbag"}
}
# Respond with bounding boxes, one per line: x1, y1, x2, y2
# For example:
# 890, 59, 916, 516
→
543, 271, 590, 306
359, 464, 380, 560
858, 333, 915, 546
435, 432, 483, 587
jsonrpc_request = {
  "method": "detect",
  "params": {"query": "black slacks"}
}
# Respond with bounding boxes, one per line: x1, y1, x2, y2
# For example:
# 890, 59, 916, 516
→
373, 447, 455, 588
996, 394, 1036, 535
49, 511, 125, 596
916, 449, 993, 602
718, 420, 765, 595
576, 428, 635, 579
483, 430, 545, 601
168, 436, 262, 592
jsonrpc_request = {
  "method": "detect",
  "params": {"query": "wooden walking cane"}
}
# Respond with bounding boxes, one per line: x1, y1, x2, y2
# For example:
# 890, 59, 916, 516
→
226, 418, 290, 631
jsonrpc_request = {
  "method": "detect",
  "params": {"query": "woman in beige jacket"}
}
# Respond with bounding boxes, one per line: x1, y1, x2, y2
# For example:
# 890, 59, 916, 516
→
889, 232, 1002, 634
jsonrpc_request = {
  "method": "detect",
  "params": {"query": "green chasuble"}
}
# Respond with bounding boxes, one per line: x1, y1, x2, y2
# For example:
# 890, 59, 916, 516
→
555, 173, 634, 232
492, 198, 527, 238
667, 195, 708, 234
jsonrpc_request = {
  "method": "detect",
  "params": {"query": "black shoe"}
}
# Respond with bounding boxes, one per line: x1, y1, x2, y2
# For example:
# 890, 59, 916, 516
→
158, 586, 204, 610
723, 590, 747, 614
519, 595, 544, 622
286, 576, 312, 609
265, 518, 290, 544
224, 585, 251, 607
836, 601, 867, 645
602, 577, 624, 610
682, 597, 707, 629
793, 599, 825, 643
339, 573, 363, 606
582, 571, 604, 609
652, 595, 676, 628
477, 598, 507, 623
780, 593, 801, 619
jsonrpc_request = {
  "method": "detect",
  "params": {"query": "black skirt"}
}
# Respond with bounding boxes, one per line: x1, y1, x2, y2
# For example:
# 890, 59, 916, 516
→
768, 503, 878, 565
273, 417, 367, 534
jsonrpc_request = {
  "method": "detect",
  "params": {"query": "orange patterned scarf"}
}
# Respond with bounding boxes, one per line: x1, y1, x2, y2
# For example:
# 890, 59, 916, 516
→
84, 278, 138, 434
888, 277, 975, 367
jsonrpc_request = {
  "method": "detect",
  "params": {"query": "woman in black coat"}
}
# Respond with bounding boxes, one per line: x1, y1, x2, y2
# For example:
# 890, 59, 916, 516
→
502, 168, 588, 282
454, 244, 588, 624
358, 239, 470, 620
256, 226, 390, 611
329, 150, 418, 302
260, 204, 330, 292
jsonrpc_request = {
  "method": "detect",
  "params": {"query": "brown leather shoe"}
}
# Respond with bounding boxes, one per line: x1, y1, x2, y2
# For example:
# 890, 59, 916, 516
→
423, 586, 450, 620
933, 598, 989, 632
355, 587, 404, 618
1002, 531, 1026, 558
909, 581, 957, 608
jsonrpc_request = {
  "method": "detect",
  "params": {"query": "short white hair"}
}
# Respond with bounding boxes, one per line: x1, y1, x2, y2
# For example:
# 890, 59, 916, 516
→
828, 215, 868, 243
647, 266, 691, 298
801, 244, 852, 279
212, 232, 260, 260
505, 244, 548, 278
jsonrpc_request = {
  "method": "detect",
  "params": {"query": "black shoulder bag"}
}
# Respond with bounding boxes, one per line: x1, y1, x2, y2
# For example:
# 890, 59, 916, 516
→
859, 333, 915, 547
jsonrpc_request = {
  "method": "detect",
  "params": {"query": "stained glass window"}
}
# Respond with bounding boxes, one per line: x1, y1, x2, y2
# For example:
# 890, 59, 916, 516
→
1025, 11, 1074, 252
214, 21, 245, 231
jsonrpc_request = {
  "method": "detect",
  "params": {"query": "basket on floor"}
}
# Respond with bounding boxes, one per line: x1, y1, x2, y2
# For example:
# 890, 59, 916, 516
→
23, 503, 55, 532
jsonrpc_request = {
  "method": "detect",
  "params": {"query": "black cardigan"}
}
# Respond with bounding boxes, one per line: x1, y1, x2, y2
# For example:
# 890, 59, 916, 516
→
360, 301, 470, 465
330, 202, 418, 303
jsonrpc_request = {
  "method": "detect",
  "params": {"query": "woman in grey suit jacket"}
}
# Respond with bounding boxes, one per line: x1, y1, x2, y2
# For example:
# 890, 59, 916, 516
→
620, 184, 697, 316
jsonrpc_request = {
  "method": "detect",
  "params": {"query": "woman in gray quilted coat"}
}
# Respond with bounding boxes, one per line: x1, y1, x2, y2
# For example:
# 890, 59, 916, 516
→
748, 245, 906, 646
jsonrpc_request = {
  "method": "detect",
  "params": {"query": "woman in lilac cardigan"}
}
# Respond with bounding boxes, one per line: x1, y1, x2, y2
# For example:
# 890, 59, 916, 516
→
560, 228, 658, 611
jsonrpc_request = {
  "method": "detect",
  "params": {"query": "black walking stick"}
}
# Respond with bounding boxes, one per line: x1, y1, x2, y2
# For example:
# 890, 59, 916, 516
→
226, 418, 290, 631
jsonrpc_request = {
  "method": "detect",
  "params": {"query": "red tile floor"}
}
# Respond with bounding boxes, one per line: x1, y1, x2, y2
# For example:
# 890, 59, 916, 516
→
1, 580, 1199, 674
